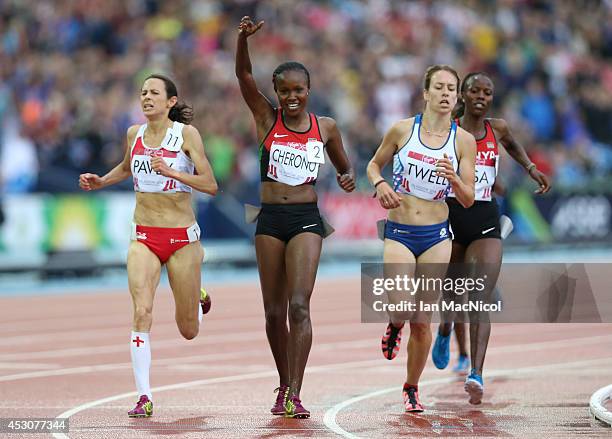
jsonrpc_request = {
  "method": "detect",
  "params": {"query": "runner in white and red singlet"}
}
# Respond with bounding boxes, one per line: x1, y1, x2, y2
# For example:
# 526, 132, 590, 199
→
79, 74, 217, 417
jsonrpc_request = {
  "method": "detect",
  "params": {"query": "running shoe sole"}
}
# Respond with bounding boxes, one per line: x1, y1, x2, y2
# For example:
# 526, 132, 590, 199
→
201, 288, 211, 314
465, 380, 483, 405
128, 412, 152, 418
286, 412, 310, 419
431, 332, 451, 370
381, 323, 403, 360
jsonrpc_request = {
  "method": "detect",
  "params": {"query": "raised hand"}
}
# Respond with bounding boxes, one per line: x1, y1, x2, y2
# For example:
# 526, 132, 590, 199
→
238, 16, 264, 37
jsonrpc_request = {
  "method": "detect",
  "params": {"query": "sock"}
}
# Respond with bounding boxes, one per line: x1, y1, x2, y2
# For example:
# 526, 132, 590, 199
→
198, 299, 203, 323
404, 383, 418, 391
130, 331, 152, 399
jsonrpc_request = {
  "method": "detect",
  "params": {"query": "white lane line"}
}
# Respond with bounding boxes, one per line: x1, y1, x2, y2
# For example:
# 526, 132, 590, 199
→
0, 307, 352, 347
4, 342, 370, 382
3, 333, 610, 383
323, 377, 455, 439
0, 338, 377, 382
0, 340, 371, 382
42, 332, 611, 439
0, 320, 365, 362
0, 362, 59, 370
323, 356, 612, 438
0, 277, 355, 334
50, 358, 388, 439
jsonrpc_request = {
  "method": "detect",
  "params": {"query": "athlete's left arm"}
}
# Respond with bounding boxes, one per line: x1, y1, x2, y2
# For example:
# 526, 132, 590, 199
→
319, 117, 355, 193
438, 128, 475, 208
151, 125, 218, 196
490, 118, 551, 194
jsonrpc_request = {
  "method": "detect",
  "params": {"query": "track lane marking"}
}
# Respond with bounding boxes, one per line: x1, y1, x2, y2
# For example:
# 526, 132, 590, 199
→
323, 356, 612, 438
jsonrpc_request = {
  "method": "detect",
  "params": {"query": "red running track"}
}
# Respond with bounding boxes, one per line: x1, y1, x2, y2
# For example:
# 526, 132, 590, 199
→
0, 276, 611, 438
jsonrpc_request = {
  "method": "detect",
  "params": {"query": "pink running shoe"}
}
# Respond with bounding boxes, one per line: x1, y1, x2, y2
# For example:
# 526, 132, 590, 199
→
128, 395, 153, 417
403, 385, 424, 413
285, 395, 310, 419
200, 288, 211, 315
271, 385, 289, 415
381, 322, 404, 360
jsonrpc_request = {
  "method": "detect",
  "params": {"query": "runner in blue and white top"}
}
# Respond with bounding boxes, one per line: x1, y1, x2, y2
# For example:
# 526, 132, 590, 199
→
392, 113, 459, 202
367, 65, 476, 414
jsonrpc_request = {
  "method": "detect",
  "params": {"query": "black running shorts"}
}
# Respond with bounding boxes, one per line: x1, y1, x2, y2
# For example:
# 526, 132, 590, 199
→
447, 198, 501, 247
256, 203, 325, 242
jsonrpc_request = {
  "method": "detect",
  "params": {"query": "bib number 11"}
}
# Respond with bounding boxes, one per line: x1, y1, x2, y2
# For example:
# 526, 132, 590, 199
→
161, 131, 183, 151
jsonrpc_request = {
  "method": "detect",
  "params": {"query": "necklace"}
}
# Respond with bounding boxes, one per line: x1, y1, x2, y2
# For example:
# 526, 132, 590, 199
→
422, 122, 451, 138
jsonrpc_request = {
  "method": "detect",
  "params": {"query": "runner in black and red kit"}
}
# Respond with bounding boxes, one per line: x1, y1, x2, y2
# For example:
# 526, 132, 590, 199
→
235, 17, 355, 419
431, 72, 551, 405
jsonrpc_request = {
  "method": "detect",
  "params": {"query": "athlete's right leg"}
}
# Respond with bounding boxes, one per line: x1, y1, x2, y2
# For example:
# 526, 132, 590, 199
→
126, 241, 161, 416
398, 238, 451, 412
380, 239, 417, 360
255, 235, 290, 389
128, 241, 162, 332
383, 239, 431, 412
283, 232, 322, 419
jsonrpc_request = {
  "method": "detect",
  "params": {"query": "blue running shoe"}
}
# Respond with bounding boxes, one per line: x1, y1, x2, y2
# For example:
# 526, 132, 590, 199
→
452, 354, 470, 374
464, 369, 484, 405
431, 330, 451, 369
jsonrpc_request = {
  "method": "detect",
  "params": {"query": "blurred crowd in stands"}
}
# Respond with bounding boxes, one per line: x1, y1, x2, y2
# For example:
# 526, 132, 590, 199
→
1, 0, 611, 197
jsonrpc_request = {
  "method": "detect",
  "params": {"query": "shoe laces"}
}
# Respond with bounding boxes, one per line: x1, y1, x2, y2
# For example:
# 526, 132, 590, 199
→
136, 395, 149, 407
406, 388, 418, 406
289, 395, 303, 408
274, 386, 288, 404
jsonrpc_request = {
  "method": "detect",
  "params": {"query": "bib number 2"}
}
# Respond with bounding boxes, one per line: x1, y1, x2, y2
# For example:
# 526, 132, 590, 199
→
306, 140, 325, 164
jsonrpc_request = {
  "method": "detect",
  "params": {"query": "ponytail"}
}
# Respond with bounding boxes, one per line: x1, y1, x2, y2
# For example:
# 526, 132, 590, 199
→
169, 101, 193, 124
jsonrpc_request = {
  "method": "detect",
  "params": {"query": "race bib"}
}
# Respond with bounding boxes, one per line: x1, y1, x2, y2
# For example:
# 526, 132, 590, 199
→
306, 139, 325, 164
475, 153, 498, 201
161, 124, 184, 151
268, 141, 319, 186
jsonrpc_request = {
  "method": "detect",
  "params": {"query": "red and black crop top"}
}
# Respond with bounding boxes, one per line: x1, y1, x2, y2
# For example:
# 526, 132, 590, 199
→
259, 110, 324, 186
